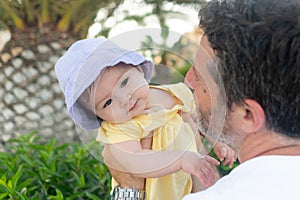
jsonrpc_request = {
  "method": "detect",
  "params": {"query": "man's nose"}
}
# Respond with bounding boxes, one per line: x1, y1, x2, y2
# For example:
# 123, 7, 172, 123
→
185, 67, 195, 89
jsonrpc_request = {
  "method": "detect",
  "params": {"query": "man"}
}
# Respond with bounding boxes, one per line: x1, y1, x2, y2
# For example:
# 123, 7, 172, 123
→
183, 0, 300, 199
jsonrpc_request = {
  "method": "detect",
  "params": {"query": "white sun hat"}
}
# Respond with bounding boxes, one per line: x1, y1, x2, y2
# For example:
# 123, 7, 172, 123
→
55, 37, 154, 131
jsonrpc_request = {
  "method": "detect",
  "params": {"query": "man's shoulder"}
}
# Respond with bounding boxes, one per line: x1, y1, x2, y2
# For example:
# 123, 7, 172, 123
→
183, 156, 300, 200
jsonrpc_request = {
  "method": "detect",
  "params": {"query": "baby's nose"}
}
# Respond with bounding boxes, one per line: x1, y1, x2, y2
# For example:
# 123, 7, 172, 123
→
120, 94, 131, 107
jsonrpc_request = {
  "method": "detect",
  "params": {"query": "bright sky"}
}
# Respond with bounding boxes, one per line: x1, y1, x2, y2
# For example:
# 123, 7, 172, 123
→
88, 0, 199, 49
1, 1, 199, 53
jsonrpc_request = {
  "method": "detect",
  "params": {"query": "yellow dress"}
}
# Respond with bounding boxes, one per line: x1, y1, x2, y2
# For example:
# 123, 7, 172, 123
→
97, 83, 198, 200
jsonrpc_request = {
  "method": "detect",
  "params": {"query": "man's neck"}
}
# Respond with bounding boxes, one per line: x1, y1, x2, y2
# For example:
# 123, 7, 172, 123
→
238, 130, 300, 163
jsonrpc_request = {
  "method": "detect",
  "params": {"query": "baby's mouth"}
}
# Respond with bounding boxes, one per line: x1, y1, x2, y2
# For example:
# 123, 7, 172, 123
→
129, 99, 138, 112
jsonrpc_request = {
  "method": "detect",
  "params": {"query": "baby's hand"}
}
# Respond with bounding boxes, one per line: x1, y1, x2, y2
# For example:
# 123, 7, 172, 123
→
181, 152, 220, 188
213, 141, 237, 168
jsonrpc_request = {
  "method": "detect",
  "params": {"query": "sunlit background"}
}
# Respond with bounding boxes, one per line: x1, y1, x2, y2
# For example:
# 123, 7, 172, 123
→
88, 0, 199, 37
0, 0, 206, 143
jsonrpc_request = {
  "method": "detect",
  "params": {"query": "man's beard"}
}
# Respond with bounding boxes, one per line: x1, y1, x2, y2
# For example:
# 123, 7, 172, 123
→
197, 104, 237, 150
196, 109, 210, 137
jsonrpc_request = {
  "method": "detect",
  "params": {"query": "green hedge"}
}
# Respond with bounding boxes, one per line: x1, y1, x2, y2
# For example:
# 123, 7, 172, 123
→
0, 132, 111, 200
0, 131, 237, 200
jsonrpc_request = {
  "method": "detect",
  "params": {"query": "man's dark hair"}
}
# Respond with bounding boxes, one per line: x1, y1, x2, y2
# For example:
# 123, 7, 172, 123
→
199, 0, 300, 137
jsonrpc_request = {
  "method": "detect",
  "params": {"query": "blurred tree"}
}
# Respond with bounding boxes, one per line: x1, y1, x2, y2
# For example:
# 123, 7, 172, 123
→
137, 0, 206, 83
0, 0, 123, 38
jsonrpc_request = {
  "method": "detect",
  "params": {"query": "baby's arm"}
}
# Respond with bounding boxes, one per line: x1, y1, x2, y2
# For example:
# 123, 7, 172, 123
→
103, 140, 219, 188
102, 136, 153, 190
180, 111, 211, 192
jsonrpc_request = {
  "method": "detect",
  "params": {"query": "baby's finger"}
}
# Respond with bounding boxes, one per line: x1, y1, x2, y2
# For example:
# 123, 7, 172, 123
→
204, 155, 220, 166
223, 149, 234, 166
218, 147, 227, 161
195, 167, 214, 188
195, 171, 208, 188
226, 148, 237, 167
203, 162, 219, 185
222, 153, 230, 166
229, 151, 238, 168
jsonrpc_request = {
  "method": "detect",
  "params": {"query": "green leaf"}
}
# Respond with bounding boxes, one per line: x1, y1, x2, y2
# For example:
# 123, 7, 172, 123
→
28, 144, 45, 151
80, 173, 85, 187
0, 193, 9, 200
17, 178, 35, 190
0, 179, 10, 193
40, 150, 50, 162
85, 192, 101, 200
71, 171, 81, 186
40, 0, 50, 24
7, 138, 22, 144
22, 0, 35, 23
7, 181, 12, 190
12, 165, 22, 190
0, 0, 25, 30
0, 175, 6, 183
47, 189, 64, 200
20, 155, 33, 166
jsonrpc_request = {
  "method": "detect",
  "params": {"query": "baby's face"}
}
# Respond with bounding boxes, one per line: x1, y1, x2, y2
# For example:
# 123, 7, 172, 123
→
94, 64, 149, 123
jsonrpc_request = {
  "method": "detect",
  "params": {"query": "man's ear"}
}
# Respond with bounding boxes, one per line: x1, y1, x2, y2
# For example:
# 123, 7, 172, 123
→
231, 99, 265, 134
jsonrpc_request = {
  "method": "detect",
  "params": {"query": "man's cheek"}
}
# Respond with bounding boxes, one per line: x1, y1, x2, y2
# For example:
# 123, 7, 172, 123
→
194, 93, 202, 108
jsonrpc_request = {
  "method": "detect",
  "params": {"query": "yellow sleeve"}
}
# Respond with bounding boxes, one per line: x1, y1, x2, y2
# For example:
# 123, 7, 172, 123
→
96, 121, 141, 144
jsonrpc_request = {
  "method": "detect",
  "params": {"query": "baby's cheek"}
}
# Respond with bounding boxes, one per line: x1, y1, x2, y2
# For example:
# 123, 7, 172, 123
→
112, 110, 131, 123
135, 85, 149, 97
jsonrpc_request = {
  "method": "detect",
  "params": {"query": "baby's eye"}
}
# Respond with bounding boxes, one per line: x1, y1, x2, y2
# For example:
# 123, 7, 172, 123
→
120, 78, 129, 88
103, 99, 112, 108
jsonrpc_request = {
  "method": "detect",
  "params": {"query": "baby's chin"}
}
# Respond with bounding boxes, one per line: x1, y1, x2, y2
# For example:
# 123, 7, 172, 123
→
107, 115, 138, 124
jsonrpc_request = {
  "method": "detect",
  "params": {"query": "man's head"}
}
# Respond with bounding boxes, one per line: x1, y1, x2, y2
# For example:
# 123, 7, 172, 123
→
186, 0, 300, 148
